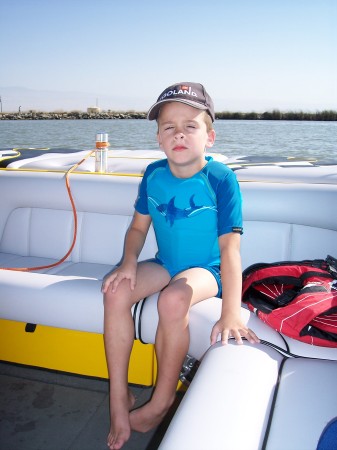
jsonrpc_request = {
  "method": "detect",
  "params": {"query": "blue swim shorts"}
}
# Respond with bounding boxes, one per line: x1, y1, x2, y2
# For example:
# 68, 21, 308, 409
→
146, 258, 222, 298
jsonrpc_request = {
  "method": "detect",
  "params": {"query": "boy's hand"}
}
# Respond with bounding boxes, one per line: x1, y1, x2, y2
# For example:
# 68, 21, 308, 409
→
210, 314, 259, 346
101, 263, 137, 294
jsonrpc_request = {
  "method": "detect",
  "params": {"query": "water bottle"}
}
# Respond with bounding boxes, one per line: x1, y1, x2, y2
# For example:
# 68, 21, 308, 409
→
95, 132, 109, 172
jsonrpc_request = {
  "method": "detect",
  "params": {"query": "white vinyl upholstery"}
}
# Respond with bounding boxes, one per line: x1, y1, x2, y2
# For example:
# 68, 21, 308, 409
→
1, 170, 337, 341
159, 340, 337, 450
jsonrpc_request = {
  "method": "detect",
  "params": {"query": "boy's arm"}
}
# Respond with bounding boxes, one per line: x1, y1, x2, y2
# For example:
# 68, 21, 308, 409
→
210, 232, 259, 345
101, 211, 152, 293
123, 211, 152, 264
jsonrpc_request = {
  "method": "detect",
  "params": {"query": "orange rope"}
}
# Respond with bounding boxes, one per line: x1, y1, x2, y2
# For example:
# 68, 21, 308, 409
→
1, 150, 95, 272
95, 142, 109, 148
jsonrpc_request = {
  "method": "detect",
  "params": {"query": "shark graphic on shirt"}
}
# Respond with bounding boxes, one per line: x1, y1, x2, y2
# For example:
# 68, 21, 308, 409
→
148, 194, 217, 226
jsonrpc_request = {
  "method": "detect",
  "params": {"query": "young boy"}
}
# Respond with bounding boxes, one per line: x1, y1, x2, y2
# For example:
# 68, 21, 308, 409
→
102, 82, 259, 450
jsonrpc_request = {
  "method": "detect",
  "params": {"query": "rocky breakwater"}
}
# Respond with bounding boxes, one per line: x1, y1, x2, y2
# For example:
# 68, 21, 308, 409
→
0, 111, 147, 120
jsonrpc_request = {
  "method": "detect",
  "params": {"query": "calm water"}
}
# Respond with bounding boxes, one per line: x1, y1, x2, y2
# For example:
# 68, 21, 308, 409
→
0, 119, 336, 160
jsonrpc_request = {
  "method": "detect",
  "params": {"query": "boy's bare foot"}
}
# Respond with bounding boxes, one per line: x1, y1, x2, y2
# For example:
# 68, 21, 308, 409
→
107, 390, 136, 449
129, 396, 175, 433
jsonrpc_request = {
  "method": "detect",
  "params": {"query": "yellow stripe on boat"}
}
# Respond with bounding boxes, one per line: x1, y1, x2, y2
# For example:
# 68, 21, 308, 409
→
0, 318, 156, 385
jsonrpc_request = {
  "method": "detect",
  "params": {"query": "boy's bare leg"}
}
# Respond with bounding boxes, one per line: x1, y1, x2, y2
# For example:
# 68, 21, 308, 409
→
104, 262, 170, 450
130, 268, 218, 433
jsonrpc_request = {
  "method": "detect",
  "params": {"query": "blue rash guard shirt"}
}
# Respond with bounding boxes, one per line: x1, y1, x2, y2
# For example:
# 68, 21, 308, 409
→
135, 156, 243, 277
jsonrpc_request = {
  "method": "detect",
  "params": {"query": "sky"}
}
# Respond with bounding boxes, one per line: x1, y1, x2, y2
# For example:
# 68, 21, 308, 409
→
0, 0, 336, 112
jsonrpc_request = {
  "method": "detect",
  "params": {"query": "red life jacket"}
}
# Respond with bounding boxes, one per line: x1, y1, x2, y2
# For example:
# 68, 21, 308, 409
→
242, 256, 337, 347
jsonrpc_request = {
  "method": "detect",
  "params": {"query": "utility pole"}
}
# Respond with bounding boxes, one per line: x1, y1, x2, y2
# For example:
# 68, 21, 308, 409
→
0, 96, 2, 113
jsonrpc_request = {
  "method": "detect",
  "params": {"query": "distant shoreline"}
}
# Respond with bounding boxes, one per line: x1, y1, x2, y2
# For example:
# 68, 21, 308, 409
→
0, 110, 336, 121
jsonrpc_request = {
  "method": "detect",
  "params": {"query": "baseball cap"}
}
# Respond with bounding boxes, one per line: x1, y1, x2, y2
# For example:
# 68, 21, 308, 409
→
147, 82, 215, 122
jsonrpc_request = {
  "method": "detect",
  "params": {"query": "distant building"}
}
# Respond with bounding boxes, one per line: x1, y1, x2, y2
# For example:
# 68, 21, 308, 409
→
87, 106, 101, 113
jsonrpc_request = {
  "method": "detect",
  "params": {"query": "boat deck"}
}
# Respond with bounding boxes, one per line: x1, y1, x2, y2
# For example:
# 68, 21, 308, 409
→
0, 361, 183, 450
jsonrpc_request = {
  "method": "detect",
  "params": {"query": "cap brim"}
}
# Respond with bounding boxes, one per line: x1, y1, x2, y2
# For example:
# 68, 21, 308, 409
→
147, 98, 209, 121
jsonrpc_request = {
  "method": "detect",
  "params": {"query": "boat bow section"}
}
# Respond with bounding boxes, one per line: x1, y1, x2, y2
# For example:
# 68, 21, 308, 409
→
0, 150, 337, 448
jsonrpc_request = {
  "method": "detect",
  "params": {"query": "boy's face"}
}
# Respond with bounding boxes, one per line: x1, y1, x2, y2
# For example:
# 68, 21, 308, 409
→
157, 102, 216, 175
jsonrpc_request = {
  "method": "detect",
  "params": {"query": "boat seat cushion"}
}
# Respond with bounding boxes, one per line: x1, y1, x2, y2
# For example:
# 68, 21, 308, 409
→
0, 207, 157, 269
0, 170, 337, 341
